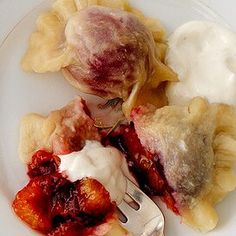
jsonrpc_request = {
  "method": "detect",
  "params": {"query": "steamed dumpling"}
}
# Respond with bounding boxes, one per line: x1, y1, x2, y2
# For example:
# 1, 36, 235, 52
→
132, 97, 236, 232
63, 5, 158, 100
21, 0, 177, 117
63, 5, 177, 116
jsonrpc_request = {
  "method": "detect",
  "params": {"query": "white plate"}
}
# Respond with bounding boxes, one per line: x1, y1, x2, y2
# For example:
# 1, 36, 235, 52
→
0, 0, 235, 235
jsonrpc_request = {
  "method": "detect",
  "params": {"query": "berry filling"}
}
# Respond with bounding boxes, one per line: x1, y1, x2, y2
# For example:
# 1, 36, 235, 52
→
12, 151, 115, 235
102, 123, 179, 214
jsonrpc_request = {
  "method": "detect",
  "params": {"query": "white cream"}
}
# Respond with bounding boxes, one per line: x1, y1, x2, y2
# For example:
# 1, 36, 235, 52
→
59, 140, 132, 204
166, 21, 236, 106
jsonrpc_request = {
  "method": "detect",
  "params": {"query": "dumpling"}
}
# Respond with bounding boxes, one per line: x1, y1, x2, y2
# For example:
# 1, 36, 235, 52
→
19, 96, 100, 163
21, 0, 177, 117
131, 97, 236, 232
62, 5, 177, 116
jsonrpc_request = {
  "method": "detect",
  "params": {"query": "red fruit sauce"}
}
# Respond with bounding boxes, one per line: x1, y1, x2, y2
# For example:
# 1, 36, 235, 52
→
102, 123, 179, 214
13, 151, 115, 235
13, 122, 179, 236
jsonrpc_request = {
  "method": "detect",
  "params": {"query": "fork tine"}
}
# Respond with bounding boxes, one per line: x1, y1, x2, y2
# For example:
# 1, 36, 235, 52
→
118, 199, 138, 217
118, 199, 145, 235
126, 179, 146, 205
126, 179, 164, 218
117, 178, 165, 235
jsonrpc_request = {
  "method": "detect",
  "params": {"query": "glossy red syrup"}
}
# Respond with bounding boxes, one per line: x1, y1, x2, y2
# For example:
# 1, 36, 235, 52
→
12, 150, 114, 235
102, 123, 179, 214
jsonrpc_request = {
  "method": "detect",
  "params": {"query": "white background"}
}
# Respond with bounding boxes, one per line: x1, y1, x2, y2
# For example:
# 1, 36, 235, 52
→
0, 0, 236, 45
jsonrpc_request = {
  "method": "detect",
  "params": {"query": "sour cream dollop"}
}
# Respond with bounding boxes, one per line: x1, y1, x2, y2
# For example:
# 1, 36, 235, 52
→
59, 140, 131, 204
166, 21, 236, 106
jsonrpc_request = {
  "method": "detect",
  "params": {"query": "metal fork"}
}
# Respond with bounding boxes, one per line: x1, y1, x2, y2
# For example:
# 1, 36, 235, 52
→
117, 178, 165, 236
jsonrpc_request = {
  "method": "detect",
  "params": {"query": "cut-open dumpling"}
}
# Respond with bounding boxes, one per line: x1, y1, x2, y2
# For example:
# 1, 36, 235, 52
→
19, 96, 101, 163
21, 0, 177, 117
131, 97, 236, 232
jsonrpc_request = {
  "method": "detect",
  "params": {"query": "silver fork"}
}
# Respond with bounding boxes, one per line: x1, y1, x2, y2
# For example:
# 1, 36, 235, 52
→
117, 178, 165, 236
